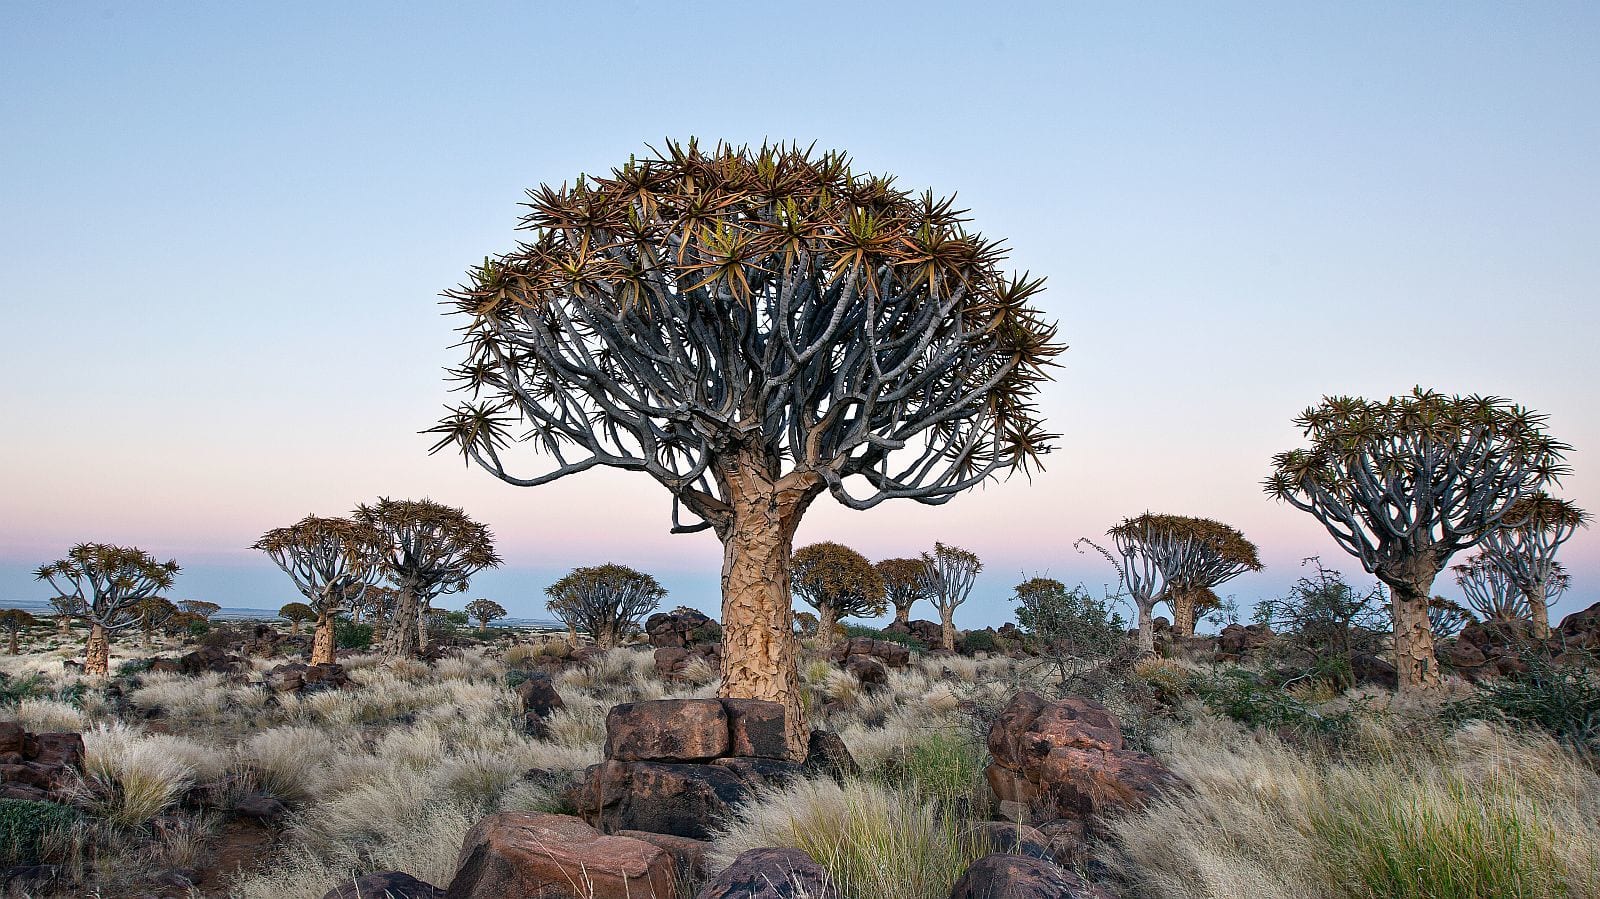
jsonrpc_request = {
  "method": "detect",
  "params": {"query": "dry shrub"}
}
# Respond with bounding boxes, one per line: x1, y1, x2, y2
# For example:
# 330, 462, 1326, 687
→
243, 725, 342, 802
1101, 714, 1600, 899
82, 724, 218, 826
11, 697, 89, 733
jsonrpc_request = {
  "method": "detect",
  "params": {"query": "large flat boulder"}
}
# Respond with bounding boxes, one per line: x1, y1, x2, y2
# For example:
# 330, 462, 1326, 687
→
949, 853, 1113, 899
606, 699, 730, 762
697, 848, 839, 899
447, 812, 675, 899
576, 760, 749, 839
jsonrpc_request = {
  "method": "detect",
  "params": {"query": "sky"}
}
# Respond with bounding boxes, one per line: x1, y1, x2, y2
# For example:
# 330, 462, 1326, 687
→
2, 2, 1597, 630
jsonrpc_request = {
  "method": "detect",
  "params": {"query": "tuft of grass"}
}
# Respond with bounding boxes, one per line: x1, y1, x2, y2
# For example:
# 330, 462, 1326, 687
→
12, 697, 89, 733
82, 724, 204, 826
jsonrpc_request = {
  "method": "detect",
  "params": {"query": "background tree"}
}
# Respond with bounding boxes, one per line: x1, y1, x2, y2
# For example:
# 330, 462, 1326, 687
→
178, 600, 220, 621
428, 142, 1063, 757
1428, 597, 1472, 639
134, 597, 178, 645
1477, 492, 1588, 638
34, 544, 180, 675
1265, 389, 1571, 692
1, 609, 34, 655
47, 595, 81, 634
792, 542, 886, 647
465, 598, 508, 633
922, 542, 982, 652
355, 498, 500, 659
1154, 517, 1262, 637
1077, 515, 1179, 652
545, 564, 665, 649
1253, 559, 1391, 690
1452, 552, 1569, 623
876, 558, 933, 626
792, 610, 819, 637
278, 601, 317, 634
1011, 577, 1127, 686
253, 516, 385, 666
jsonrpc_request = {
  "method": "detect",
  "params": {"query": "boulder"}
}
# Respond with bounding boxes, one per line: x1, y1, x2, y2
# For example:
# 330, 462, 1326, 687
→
696, 848, 839, 899
646, 609, 720, 650
845, 655, 889, 690
887, 619, 943, 647
324, 871, 443, 899
966, 822, 1056, 863
177, 645, 241, 676
615, 831, 711, 883
654, 644, 722, 681
234, 794, 288, 824
712, 757, 806, 790
830, 637, 911, 670
0, 726, 83, 801
1216, 623, 1273, 660
606, 699, 730, 762
722, 700, 788, 760
516, 675, 565, 719
985, 693, 1182, 828
803, 730, 860, 781
949, 854, 1113, 899
576, 760, 748, 839
448, 812, 675, 899
1559, 601, 1600, 650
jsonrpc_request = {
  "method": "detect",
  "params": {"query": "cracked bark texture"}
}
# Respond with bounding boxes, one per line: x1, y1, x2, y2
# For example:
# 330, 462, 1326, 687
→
85, 624, 109, 676
311, 611, 337, 666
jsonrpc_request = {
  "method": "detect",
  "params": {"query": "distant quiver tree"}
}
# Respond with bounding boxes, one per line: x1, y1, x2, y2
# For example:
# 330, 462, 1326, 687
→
1151, 517, 1262, 637
922, 542, 982, 652
545, 564, 665, 649
1476, 492, 1587, 638
1076, 515, 1176, 653
253, 516, 385, 666
428, 141, 1064, 757
34, 544, 180, 675
1, 609, 34, 655
876, 557, 933, 626
355, 498, 501, 659
278, 601, 317, 634
792, 542, 886, 647
1266, 389, 1571, 692
465, 597, 508, 633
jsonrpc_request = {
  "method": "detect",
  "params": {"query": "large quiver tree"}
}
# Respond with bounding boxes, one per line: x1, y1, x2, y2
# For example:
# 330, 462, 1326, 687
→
34, 544, 180, 675
354, 498, 501, 659
1478, 493, 1587, 638
792, 542, 886, 647
1156, 517, 1262, 637
428, 141, 1064, 758
876, 557, 933, 626
253, 516, 385, 665
1266, 389, 1571, 693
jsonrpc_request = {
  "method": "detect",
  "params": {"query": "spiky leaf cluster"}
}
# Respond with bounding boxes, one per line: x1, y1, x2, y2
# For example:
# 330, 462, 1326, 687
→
1265, 388, 1571, 579
1477, 492, 1587, 603
353, 499, 501, 602
429, 140, 1065, 533
875, 557, 933, 617
1452, 551, 1570, 621
254, 515, 388, 616
792, 542, 886, 622
1147, 517, 1263, 591
545, 563, 665, 644
33, 544, 180, 632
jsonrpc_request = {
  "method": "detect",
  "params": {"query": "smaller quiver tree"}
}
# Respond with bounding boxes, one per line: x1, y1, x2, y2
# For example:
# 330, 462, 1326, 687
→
922, 542, 982, 652
1076, 515, 1173, 653
179, 600, 220, 621
1266, 389, 1571, 692
278, 602, 317, 634
34, 544, 180, 675
545, 564, 665, 649
876, 558, 933, 626
253, 516, 384, 666
1, 609, 35, 655
134, 597, 178, 645
355, 498, 501, 659
792, 543, 886, 647
1154, 517, 1262, 637
47, 595, 81, 634
1478, 493, 1588, 639
465, 598, 508, 633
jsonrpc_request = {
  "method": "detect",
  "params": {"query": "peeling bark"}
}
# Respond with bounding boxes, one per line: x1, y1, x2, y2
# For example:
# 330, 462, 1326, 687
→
382, 583, 421, 659
85, 624, 109, 676
311, 612, 337, 666
1170, 589, 1196, 638
818, 605, 841, 650
1135, 601, 1155, 653
939, 611, 956, 653
1525, 585, 1552, 639
1388, 579, 1443, 693
892, 606, 910, 627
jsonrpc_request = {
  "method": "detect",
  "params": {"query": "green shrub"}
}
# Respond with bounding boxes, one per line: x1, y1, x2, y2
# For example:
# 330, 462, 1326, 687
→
880, 730, 986, 811
0, 674, 46, 706
1452, 653, 1600, 752
0, 799, 78, 864
335, 620, 374, 650
956, 629, 999, 654
843, 624, 926, 652
186, 619, 211, 637
1193, 668, 1359, 737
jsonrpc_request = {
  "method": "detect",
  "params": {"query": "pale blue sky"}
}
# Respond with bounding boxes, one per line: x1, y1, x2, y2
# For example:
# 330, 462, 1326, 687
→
2, 2, 1596, 628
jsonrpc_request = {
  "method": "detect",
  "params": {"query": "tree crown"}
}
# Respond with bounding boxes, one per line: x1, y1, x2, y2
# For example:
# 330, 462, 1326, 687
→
278, 601, 317, 622
465, 597, 508, 624
875, 557, 934, 610
34, 544, 180, 629
792, 542, 886, 620
354, 499, 501, 598
255, 515, 388, 614
428, 140, 1065, 534
545, 563, 665, 642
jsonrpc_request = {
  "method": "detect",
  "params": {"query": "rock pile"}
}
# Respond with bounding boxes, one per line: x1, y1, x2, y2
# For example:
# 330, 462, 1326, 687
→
0, 722, 84, 803
885, 618, 942, 647
648, 609, 723, 682
263, 662, 351, 694
826, 636, 910, 688
574, 698, 803, 840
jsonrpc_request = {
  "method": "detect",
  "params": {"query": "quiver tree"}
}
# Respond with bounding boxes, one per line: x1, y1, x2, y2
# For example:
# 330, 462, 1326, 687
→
1477, 492, 1588, 638
253, 516, 385, 666
47, 595, 82, 634
922, 542, 982, 652
134, 597, 178, 645
278, 602, 317, 634
1453, 552, 1569, 623
34, 544, 180, 675
876, 557, 933, 626
1266, 389, 1572, 692
1, 609, 34, 655
465, 598, 508, 633
427, 141, 1064, 758
791, 542, 886, 646
354, 498, 501, 659
545, 564, 665, 649
1152, 517, 1262, 637
179, 600, 220, 621
1077, 515, 1178, 652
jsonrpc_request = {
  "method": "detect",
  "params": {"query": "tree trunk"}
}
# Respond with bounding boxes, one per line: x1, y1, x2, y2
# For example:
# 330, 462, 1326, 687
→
8, 630, 17, 655
311, 611, 337, 666
565, 622, 579, 649
714, 449, 820, 762
1388, 578, 1443, 693
1170, 589, 1196, 638
818, 605, 841, 649
382, 584, 421, 659
939, 606, 956, 653
1525, 584, 1551, 639
893, 604, 910, 627
56, 616, 70, 635
598, 623, 617, 650
85, 623, 110, 676
1136, 601, 1155, 653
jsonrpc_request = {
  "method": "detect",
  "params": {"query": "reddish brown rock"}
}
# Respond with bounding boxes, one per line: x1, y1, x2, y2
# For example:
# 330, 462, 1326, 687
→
711, 757, 806, 790
516, 675, 565, 719
1216, 623, 1273, 660
845, 655, 889, 689
949, 854, 1113, 899
966, 822, 1056, 863
615, 831, 711, 882
0, 723, 24, 754
987, 693, 1121, 772
803, 730, 861, 780
605, 699, 730, 762
323, 871, 442, 899
1037, 747, 1186, 821
447, 812, 675, 899
696, 848, 839, 899
722, 699, 788, 759
576, 760, 748, 839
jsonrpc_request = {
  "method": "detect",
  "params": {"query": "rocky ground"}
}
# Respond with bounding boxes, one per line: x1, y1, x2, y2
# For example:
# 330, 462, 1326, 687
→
0, 605, 1597, 898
